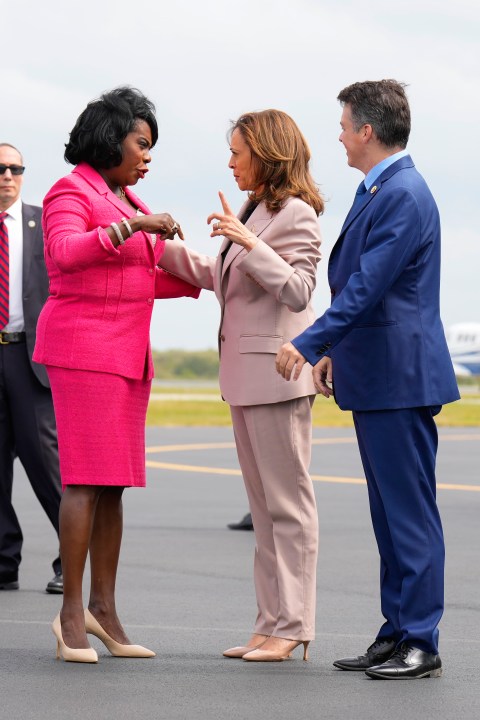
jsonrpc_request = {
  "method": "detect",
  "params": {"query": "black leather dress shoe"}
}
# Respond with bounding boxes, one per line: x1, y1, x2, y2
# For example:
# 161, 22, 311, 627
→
227, 512, 254, 531
365, 643, 442, 679
333, 637, 396, 671
0, 576, 19, 590
46, 572, 63, 594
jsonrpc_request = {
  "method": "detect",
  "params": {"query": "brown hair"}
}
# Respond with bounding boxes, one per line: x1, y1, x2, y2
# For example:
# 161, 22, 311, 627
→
230, 109, 324, 216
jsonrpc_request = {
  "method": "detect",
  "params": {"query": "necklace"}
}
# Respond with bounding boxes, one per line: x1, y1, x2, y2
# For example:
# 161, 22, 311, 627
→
115, 186, 126, 199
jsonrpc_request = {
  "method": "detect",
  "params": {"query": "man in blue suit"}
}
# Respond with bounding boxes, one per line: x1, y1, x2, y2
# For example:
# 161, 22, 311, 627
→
276, 80, 459, 679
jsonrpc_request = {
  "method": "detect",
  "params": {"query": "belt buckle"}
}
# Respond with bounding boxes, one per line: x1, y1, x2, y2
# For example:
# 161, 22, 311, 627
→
0, 333, 10, 345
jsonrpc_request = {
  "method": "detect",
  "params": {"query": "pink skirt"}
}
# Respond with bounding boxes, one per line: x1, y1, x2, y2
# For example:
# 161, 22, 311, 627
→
47, 366, 151, 489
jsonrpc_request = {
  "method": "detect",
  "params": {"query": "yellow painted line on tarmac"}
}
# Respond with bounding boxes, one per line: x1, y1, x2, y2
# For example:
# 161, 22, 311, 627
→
145, 459, 366, 484
312, 474, 365, 485
145, 460, 480, 492
437, 482, 480, 491
145, 433, 480, 491
146, 439, 357, 454
146, 460, 241, 475
146, 443, 236, 454
146, 434, 479, 456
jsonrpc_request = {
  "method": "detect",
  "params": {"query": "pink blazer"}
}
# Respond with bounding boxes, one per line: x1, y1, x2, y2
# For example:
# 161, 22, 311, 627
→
159, 196, 322, 405
33, 163, 199, 380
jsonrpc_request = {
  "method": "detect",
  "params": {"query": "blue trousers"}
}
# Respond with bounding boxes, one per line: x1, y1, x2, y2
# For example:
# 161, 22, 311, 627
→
353, 406, 444, 654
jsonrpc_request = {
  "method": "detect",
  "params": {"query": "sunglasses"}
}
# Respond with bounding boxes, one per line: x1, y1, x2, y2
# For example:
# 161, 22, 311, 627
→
0, 164, 25, 176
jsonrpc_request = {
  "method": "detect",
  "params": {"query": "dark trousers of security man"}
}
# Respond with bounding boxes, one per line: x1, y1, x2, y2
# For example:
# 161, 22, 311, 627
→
0, 335, 62, 592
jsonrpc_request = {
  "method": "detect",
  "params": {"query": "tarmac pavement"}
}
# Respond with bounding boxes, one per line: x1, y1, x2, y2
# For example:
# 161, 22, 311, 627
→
1, 425, 479, 720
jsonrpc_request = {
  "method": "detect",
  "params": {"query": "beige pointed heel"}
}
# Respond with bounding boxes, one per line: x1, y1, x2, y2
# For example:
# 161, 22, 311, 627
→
223, 634, 269, 658
243, 637, 310, 662
84, 608, 155, 658
52, 614, 98, 663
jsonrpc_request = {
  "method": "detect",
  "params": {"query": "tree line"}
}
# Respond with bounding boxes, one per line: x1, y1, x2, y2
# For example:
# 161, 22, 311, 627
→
152, 349, 219, 379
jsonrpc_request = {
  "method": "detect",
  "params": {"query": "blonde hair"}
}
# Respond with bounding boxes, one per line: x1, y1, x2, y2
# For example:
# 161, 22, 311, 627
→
230, 109, 324, 216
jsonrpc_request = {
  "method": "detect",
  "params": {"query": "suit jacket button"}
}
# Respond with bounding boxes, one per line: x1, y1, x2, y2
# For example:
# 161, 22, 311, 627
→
220, 334, 225, 342
147, 298, 152, 304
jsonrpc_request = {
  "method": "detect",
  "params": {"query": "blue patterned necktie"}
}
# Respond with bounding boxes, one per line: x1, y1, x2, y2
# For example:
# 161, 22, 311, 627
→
351, 180, 367, 210
0, 211, 9, 330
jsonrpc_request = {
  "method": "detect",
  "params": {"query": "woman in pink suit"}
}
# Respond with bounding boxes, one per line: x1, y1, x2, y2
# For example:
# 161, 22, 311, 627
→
159, 110, 324, 662
33, 87, 199, 663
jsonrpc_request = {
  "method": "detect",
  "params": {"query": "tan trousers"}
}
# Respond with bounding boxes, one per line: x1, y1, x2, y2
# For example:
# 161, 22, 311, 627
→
230, 396, 318, 641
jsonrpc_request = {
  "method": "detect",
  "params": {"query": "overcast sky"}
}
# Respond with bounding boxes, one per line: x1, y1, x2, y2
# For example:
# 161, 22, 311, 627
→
2, 0, 479, 350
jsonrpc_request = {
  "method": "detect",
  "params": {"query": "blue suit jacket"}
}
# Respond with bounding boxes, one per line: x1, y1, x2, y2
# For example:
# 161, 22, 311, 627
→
293, 155, 459, 411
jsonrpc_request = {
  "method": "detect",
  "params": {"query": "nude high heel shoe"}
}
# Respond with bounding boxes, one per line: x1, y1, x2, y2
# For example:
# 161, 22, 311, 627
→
52, 614, 98, 663
243, 636, 310, 662
223, 634, 269, 659
84, 608, 155, 658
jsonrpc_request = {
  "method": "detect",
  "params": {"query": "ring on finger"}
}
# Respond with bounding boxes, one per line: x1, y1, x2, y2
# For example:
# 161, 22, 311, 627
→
171, 223, 178, 233
213, 222, 221, 231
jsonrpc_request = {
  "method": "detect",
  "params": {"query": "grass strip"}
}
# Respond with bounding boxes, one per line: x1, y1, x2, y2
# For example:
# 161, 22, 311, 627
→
146, 392, 480, 427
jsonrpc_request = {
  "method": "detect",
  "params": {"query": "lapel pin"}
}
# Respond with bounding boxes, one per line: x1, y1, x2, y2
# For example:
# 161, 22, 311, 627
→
370, 186, 378, 194
28, 220, 36, 227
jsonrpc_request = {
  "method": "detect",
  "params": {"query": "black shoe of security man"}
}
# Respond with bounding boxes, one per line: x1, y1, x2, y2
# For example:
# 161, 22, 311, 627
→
227, 513, 254, 531
46, 572, 63, 594
333, 637, 396, 671
365, 643, 442, 679
0, 573, 19, 591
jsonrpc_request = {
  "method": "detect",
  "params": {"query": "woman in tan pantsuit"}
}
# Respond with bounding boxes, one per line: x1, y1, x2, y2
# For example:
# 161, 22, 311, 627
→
159, 110, 323, 661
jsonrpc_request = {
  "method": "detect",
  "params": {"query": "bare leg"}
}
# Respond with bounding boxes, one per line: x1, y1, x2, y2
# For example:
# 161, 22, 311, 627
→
87, 487, 130, 644
59, 486, 102, 649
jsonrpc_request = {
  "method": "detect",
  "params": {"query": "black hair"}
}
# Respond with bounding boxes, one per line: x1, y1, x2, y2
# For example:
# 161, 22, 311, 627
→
64, 86, 158, 168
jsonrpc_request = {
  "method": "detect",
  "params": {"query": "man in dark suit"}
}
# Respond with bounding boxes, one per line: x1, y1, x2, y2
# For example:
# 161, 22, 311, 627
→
0, 143, 62, 594
276, 80, 459, 679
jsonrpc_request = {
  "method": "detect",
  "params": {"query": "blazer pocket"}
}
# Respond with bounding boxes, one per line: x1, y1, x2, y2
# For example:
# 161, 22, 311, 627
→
238, 334, 284, 354
354, 320, 398, 328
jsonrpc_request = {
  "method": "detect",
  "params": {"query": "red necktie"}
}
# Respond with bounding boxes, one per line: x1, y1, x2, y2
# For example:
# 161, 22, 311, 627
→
0, 211, 9, 329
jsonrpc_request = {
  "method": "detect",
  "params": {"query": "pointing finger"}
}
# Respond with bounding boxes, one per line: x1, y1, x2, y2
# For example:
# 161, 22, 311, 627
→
218, 190, 233, 216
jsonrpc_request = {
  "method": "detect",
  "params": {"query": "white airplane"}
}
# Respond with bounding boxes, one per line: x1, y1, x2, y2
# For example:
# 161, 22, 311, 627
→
445, 323, 480, 377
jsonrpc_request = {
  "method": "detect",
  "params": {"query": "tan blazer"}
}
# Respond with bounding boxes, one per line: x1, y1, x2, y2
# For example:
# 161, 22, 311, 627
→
160, 196, 322, 405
